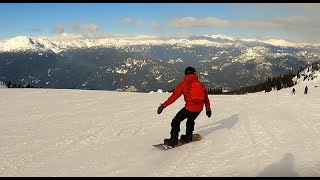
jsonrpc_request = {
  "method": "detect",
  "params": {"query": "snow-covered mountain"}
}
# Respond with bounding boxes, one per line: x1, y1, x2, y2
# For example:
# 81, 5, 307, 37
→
1, 35, 320, 92
1, 35, 320, 53
292, 62, 320, 86
0, 36, 47, 52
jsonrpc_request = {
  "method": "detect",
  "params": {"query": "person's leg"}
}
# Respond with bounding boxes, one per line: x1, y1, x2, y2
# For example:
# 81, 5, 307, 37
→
182, 111, 200, 142
164, 108, 189, 146
186, 112, 200, 135
170, 107, 189, 135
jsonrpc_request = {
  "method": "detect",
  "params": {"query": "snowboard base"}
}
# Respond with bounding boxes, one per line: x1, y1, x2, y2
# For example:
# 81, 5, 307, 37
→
153, 134, 202, 150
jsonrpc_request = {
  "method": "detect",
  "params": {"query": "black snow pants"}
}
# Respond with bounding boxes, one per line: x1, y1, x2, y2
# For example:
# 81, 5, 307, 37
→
170, 107, 201, 137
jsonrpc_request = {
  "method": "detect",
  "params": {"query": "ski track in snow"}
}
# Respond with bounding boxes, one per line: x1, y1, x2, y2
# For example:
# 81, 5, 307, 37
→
1, 85, 320, 176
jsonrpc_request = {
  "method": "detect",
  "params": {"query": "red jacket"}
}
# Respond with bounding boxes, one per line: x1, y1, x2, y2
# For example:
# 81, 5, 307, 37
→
162, 74, 211, 112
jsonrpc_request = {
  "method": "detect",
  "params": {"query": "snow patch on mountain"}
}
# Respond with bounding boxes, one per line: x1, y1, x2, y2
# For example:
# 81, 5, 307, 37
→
155, 74, 162, 80
168, 78, 176, 83
204, 34, 236, 41
1, 35, 320, 58
0, 35, 245, 54
260, 39, 298, 47
167, 58, 183, 64
293, 64, 320, 86
232, 46, 269, 63
36, 38, 61, 53
200, 71, 209, 76
0, 36, 45, 52
115, 68, 128, 74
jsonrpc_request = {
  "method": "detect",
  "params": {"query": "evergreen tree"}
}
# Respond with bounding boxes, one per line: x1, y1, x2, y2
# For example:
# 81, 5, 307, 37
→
7, 81, 11, 88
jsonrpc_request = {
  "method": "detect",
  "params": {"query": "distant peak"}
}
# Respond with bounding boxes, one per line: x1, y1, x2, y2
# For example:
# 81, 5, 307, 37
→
10, 36, 33, 42
204, 34, 236, 41
260, 39, 297, 47
37, 37, 50, 41
0, 35, 43, 52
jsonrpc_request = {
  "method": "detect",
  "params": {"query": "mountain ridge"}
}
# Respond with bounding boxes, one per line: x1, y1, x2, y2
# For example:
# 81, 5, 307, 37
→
1, 34, 320, 54
1, 34, 320, 92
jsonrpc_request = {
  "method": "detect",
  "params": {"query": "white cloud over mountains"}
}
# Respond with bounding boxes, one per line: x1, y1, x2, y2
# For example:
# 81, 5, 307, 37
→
36, 32, 84, 42
284, 3, 320, 9
168, 17, 230, 28
168, 15, 319, 30
167, 15, 320, 42
120, 17, 144, 25
30, 4, 320, 44
54, 24, 64, 34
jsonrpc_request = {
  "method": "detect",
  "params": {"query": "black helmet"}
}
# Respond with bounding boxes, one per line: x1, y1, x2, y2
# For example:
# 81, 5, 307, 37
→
185, 67, 196, 75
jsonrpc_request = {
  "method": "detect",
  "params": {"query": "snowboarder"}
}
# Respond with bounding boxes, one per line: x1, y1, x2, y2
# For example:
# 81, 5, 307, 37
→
157, 67, 212, 147
304, 86, 308, 94
292, 88, 296, 95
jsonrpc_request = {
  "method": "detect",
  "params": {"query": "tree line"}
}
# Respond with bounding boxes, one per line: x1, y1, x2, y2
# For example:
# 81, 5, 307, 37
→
208, 61, 320, 95
3, 61, 320, 93
2, 80, 42, 89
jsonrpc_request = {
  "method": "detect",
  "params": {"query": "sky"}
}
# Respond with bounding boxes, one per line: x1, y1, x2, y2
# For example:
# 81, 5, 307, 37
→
1, 66, 320, 176
1, 3, 320, 43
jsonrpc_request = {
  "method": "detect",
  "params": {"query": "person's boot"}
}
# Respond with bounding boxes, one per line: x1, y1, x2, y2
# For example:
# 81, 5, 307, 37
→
164, 134, 179, 147
181, 134, 193, 143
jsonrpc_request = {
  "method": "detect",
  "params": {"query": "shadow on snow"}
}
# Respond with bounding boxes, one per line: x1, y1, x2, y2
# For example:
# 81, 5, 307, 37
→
197, 114, 239, 137
257, 152, 299, 177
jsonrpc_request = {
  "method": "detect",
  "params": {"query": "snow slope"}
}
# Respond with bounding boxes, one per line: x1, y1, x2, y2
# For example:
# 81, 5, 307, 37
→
1, 80, 320, 176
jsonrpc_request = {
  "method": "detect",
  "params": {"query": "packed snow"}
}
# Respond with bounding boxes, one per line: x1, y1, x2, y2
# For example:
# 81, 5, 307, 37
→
1, 78, 320, 176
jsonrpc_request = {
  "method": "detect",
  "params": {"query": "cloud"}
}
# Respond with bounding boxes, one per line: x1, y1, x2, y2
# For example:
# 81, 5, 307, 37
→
120, 17, 134, 24
168, 17, 230, 28
54, 24, 64, 34
38, 33, 166, 42
151, 21, 160, 31
35, 32, 84, 42
167, 16, 320, 42
120, 17, 144, 25
106, 34, 160, 40
136, 20, 144, 25
245, 16, 320, 41
69, 23, 98, 32
284, 3, 320, 9
233, 20, 280, 29
273, 16, 316, 26
31, 28, 41, 33
69, 23, 106, 39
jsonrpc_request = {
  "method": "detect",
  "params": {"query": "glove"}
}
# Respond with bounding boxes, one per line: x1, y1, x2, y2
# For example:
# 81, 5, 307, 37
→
206, 108, 212, 118
157, 104, 165, 114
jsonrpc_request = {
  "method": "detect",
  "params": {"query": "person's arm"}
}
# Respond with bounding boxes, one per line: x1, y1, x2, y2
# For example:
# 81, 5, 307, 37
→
157, 83, 183, 114
204, 88, 212, 118
204, 88, 211, 110
162, 83, 183, 108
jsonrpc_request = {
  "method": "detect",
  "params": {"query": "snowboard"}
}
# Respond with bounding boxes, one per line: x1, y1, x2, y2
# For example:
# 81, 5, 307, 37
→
153, 134, 202, 150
